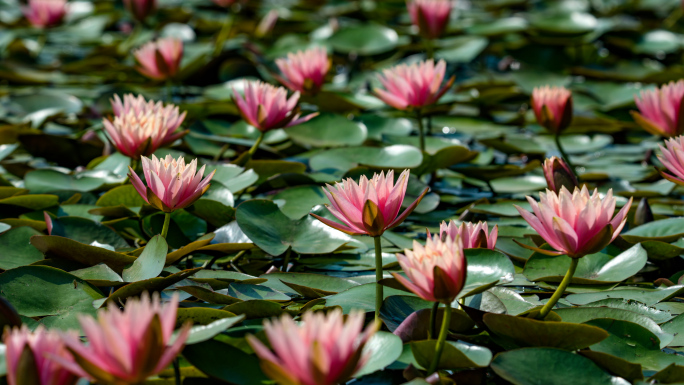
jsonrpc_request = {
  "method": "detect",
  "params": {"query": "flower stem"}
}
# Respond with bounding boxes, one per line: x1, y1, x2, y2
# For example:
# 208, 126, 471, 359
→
554, 133, 575, 171
425, 39, 435, 60
374, 236, 384, 323
538, 257, 579, 319
160, 212, 172, 239
237, 132, 265, 167
173, 358, 181, 385
429, 301, 439, 339
416, 110, 425, 153
428, 302, 451, 375
282, 248, 292, 271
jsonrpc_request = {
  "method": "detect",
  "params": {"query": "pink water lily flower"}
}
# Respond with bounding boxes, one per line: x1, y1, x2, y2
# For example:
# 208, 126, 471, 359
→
438, 220, 498, 249
543, 156, 579, 193
247, 309, 377, 385
275, 47, 331, 94
129, 154, 215, 212
657, 135, 684, 185
133, 38, 183, 81
632, 80, 684, 137
56, 293, 190, 385
393, 235, 467, 303
4, 326, 86, 385
123, 0, 156, 21
374, 59, 454, 111
407, 0, 452, 39
103, 94, 187, 159
311, 170, 428, 237
24, 0, 67, 28
233, 81, 318, 132
514, 186, 632, 259
531, 86, 573, 133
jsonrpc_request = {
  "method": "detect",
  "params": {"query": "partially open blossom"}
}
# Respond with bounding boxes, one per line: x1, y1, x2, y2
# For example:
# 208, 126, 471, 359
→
374, 59, 454, 111
133, 38, 183, 81
24, 0, 67, 28
103, 94, 187, 159
543, 156, 579, 194
123, 0, 156, 21
311, 170, 428, 237
247, 310, 377, 385
657, 135, 684, 185
438, 220, 497, 249
514, 186, 632, 259
56, 293, 190, 385
4, 326, 85, 385
632, 80, 684, 137
393, 235, 467, 303
233, 81, 317, 132
531, 86, 573, 133
129, 154, 215, 212
407, 0, 452, 39
275, 47, 331, 94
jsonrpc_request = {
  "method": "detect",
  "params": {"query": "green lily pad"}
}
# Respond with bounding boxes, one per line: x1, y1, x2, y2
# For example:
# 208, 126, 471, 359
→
622, 218, 684, 243
459, 249, 516, 298
122, 235, 168, 282
286, 113, 367, 147
309, 145, 423, 172
0, 227, 44, 270
411, 339, 492, 370
354, 331, 404, 377
328, 24, 399, 55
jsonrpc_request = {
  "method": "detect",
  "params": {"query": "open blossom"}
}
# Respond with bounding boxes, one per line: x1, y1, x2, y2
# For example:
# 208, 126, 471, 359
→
657, 135, 684, 185
515, 186, 632, 259
24, 0, 67, 28
311, 170, 428, 237
123, 0, 156, 21
632, 80, 684, 137
393, 235, 467, 303
374, 59, 454, 111
129, 154, 214, 212
233, 81, 317, 132
407, 0, 452, 39
103, 94, 186, 159
543, 156, 579, 193
438, 220, 497, 249
56, 293, 190, 384
531, 86, 573, 133
4, 326, 85, 385
275, 47, 331, 94
133, 38, 183, 81
247, 310, 377, 385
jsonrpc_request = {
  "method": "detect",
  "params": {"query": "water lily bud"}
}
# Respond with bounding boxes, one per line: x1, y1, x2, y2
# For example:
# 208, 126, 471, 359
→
634, 198, 654, 226
543, 156, 579, 194
531, 86, 573, 134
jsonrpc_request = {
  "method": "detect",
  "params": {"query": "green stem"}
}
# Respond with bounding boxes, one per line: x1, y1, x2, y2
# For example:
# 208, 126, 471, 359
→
416, 111, 425, 153
237, 132, 265, 167
428, 301, 439, 339
554, 133, 575, 171
160, 212, 171, 239
214, 11, 234, 57
165, 79, 173, 103
374, 236, 384, 323
173, 358, 181, 385
425, 39, 435, 60
427, 302, 451, 375
282, 248, 292, 271
538, 258, 579, 319
129, 158, 140, 174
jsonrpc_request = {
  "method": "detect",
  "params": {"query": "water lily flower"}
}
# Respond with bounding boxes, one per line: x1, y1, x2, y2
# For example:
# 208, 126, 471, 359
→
543, 156, 579, 194
3, 326, 85, 385
632, 80, 684, 137
407, 0, 452, 39
103, 94, 186, 159
233, 81, 317, 133
275, 47, 331, 94
514, 186, 632, 259
531, 86, 573, 134
311, 170, 428, 237
393, 235, 467, 304
247, 309, 377, 385
123, 0, 156, 21
657, 135, 684, 185
129, 154, 215, 213
56, 293, 190, 385
438, 220, 497, 249
24, 0, 67, 28
133, 38, 183, 81
374, 59, 453, 111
